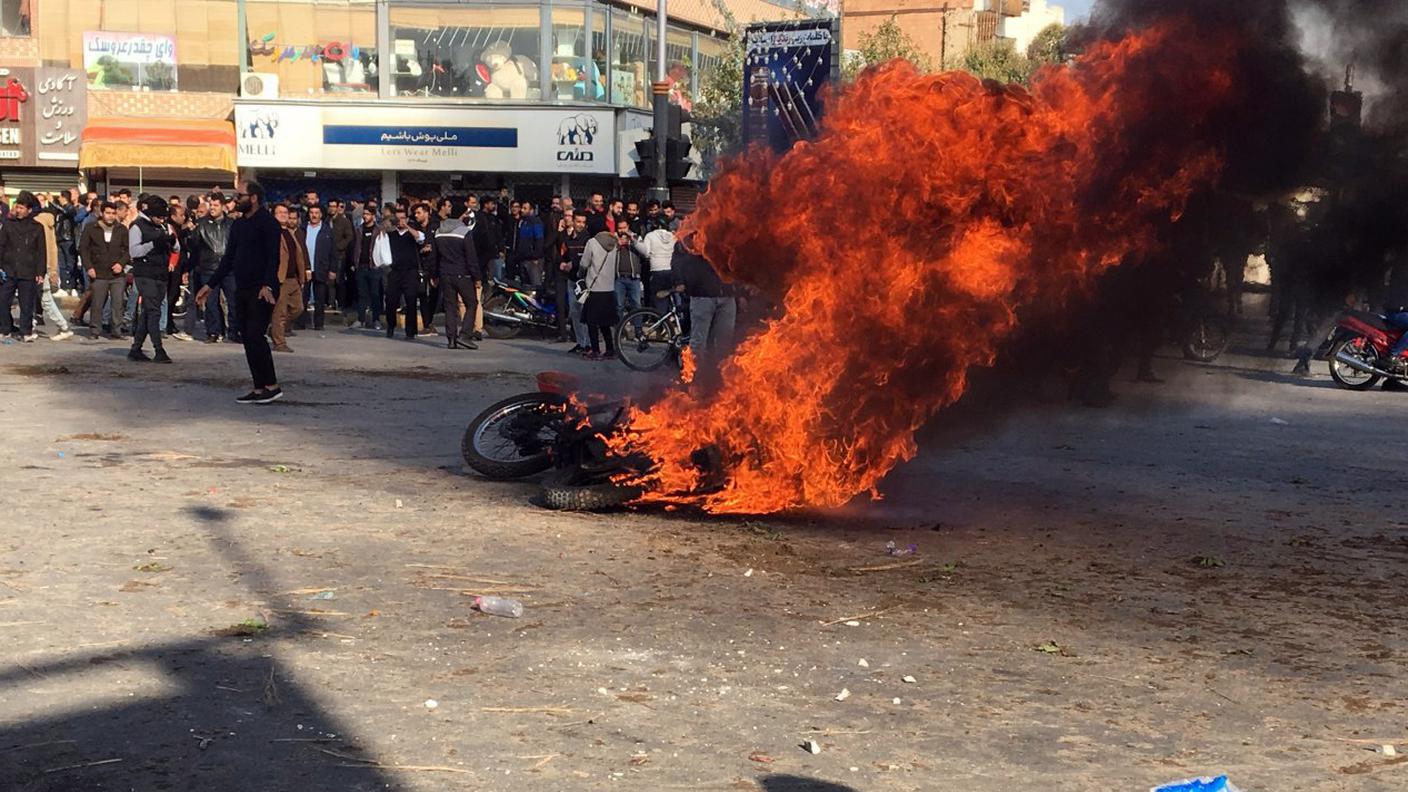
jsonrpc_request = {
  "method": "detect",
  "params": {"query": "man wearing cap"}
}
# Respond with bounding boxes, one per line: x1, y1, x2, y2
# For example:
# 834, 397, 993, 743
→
126, 196, 176, 363
0, 192, 46, 341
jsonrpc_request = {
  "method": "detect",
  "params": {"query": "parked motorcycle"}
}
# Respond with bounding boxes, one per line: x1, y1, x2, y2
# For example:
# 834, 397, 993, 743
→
480, 279, 560, 339
461, 371, 643, 509
1325, 309, 1408, 390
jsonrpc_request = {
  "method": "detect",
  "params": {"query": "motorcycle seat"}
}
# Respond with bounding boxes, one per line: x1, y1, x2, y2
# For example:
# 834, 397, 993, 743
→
1347, 310, 1392, 332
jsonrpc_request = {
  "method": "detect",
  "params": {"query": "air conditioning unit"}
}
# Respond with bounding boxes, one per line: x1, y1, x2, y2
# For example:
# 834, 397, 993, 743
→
240, 72, 279, 99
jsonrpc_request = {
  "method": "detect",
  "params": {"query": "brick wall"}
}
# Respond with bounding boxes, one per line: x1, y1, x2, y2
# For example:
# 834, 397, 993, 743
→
87, 90, 234, 120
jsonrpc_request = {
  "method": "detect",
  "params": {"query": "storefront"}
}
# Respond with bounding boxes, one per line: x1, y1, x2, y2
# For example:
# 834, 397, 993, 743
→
0, 66, 86, 197
235, 99, 643, 201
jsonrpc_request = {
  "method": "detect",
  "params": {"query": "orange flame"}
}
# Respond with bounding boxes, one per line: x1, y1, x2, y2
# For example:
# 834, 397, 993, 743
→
613, 20, 1237, 514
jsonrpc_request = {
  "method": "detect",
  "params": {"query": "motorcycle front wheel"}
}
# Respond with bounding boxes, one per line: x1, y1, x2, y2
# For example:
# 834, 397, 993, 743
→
461, 392, 567, 478
1328, 337, 1382, 391
482, 294, 524, 340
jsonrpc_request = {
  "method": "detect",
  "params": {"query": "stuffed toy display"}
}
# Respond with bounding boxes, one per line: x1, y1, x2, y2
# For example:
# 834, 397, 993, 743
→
478, 40, 538, 99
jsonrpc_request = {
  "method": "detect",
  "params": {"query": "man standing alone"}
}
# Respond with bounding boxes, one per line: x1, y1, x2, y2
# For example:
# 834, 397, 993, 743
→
79, 201, 129, 340
196, 182, 284, 404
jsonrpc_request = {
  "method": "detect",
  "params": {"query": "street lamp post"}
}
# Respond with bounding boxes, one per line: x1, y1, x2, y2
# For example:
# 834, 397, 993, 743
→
649, 0, 670, 203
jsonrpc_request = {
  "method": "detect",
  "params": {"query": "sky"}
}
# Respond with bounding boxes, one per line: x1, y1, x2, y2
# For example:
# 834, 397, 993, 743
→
1060, 0, 1095, 22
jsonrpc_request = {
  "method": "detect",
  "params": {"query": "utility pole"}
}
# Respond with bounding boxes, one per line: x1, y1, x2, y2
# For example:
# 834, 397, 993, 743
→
649, 0, 670, 203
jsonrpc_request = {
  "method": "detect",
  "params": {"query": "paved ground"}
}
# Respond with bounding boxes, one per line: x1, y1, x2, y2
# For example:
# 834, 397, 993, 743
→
1, 313, 1405, 791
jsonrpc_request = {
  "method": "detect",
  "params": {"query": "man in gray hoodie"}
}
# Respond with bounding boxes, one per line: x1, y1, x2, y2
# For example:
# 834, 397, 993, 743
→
579, 230, 618, 359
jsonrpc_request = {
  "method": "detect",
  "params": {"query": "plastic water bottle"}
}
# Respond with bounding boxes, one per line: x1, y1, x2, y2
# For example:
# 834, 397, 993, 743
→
475, 596, 524, 618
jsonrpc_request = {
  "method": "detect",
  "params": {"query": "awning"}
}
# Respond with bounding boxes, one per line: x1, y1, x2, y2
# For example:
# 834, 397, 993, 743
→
80, 118, 237, 174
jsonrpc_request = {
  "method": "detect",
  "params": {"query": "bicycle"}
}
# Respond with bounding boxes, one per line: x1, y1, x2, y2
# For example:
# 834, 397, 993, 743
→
616, 291, 688, 371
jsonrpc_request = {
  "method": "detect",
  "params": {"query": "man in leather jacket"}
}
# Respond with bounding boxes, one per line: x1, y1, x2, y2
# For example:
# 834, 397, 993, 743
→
186, 195, 234, 342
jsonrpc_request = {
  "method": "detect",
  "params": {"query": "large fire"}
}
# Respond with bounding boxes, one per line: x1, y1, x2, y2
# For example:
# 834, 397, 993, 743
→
613, 19, 1239, 514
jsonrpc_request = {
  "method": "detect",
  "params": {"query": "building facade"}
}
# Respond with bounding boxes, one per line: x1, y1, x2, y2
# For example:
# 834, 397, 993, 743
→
841, 0, 1063, 68
0, 0, 788, 202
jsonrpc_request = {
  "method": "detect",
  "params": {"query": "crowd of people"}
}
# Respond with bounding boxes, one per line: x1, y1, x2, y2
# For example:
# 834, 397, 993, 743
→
0, 183, 741, 398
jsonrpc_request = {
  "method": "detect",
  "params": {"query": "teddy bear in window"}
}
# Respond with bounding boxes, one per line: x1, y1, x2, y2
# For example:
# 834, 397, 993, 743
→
478, 40, 539, 99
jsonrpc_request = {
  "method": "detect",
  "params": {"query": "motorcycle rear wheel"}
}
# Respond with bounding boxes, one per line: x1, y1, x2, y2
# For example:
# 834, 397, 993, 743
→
482, 294, 524, 340
461, 392, 566, 478
1328, 337, 1382, 391
539, 468, 640, 511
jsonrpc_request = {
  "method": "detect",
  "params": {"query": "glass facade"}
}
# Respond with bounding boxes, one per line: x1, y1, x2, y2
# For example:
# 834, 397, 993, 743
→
244, 0, 378, 96
609, 8, 648, 109
36, 0, 241, 93
1, 0, 30, 37
389, 4, 544, 99
26, 0, 734, 105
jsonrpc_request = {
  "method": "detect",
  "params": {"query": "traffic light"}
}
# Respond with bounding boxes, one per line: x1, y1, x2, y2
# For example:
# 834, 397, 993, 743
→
634, 139, 657, 181
665, 137, 692, 181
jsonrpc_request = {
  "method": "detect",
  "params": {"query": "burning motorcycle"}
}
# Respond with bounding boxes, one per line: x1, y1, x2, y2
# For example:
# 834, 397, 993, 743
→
480, 279, 560, 339
1325, 310, 1408, 390
460, 371, 643, 509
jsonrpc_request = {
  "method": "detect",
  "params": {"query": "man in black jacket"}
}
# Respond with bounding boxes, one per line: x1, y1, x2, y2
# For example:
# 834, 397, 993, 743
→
672, 240, 736, 368
0, 192, 45, 341
300, 204, 335, 330
126, 197, 175, 363
431, 215, 480, 349
196, 181, 285, 404
186, 195, 233, 341
384, 206, 423, 340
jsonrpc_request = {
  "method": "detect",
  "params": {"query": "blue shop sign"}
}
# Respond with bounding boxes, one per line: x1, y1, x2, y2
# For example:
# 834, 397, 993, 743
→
322, 125, 518, 148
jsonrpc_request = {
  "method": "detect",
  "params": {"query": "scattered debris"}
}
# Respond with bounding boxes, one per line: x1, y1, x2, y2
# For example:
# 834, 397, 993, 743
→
1035, 641, 1072, 656
268, 464, 295, 473
857, 659, 869, 668
803, 740, 822, 755
885, 541, 918, 557
748, 752, 775, 764
133, 562, 172, 573
424, 699, 439, 710
1269, 417, 1289, 426
118, 580, 157, 592
215, 617, 269, 637
41, 757, 122, 774
629, 753, 650, 766
820, 604, 902, 627
474, 595, 524, 618
834, 688, 851, 702
313, 747, 472, 774
1191, 554, 1226, 569
1382, 745, 1399, 757
307, 590, 336, 601
744, 568, 754, 577
892, 697, 901, 705
480, 706, 573, 716
902, 675, 917, 684
395, 499, 403, 508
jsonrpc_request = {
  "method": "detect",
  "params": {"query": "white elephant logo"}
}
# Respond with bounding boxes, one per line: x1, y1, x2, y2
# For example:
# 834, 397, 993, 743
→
556, 114, 598, 147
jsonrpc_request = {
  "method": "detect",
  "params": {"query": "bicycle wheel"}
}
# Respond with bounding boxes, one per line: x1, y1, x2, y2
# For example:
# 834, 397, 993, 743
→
616, 309, 675, 371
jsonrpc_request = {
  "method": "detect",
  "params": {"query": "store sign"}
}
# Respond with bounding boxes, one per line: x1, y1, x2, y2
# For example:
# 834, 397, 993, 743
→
83, 32, 179, 91
248, 32, 364, 64
33, 69, 86, 162
0, 67, 86, 168
235, 104, 615, 173
742, 19, 840, 153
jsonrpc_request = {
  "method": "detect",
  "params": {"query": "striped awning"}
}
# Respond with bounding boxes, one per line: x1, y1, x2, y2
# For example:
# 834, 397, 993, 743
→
80, 118, 237, 174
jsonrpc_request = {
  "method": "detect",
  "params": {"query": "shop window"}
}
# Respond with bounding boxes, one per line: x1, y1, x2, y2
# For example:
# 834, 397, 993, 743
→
547, 6, 606, 102
1, 0, 31, 37
665, 25, 692, 109
44, 0, 240, 93
389, 4, 544, 100
697, 33, 727, 90
243, 0, 379, 96
610, 9, 648, 109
